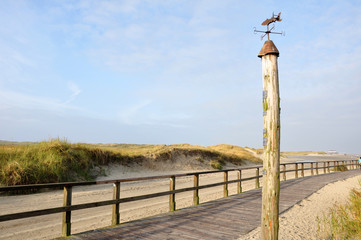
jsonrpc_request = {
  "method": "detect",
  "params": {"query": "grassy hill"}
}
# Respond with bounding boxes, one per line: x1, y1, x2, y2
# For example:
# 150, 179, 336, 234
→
0, 139, 262, 186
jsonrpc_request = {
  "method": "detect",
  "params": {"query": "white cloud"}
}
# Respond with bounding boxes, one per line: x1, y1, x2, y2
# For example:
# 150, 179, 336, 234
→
63, 81, 82, 104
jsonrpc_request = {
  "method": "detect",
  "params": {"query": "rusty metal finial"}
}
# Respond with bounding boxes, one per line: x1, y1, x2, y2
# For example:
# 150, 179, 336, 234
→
255, 12, 284, 58
254, 12, 284, 41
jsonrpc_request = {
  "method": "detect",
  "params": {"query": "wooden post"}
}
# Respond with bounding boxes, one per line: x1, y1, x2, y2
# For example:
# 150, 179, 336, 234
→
256, 168, 260, 189
193, 174, 199, 206
112, 182, 120, 225
282, 165, 286, 181
62, 186, 72, 237
323, 162, 326, 174
259, 39, 281, 240
169, 176, 176, 212
224, 171, 229, 197
301, 163, 304, 177
238, 170, 243, 194
311, 163, 314, 176
295, 163, 298, 178
316, 162, 319, 175
327, 161, 330, 173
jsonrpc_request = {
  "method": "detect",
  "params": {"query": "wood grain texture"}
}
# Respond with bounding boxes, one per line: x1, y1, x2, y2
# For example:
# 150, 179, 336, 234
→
261, 53, 281, 240
63, 170, 361, 240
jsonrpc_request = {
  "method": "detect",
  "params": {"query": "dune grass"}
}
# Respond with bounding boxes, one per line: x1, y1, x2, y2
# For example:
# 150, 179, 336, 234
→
0, 139, 125, 186
0, 140, 262, 186
318, 181, 361, 239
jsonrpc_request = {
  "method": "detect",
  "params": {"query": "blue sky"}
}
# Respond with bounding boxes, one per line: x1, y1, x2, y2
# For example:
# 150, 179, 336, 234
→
0, 0, 360, 154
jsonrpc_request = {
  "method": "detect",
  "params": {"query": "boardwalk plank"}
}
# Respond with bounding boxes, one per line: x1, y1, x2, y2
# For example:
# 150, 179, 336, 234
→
62, 170, 361, 240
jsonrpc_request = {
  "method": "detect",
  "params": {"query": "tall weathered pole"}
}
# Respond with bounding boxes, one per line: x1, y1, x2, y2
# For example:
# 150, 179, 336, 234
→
256, 12, 282, 240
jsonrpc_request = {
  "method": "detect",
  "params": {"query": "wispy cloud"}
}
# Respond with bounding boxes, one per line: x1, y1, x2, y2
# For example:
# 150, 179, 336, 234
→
118, 99, 191, 127
63, 81, 82, 104
0, 87, 80, 114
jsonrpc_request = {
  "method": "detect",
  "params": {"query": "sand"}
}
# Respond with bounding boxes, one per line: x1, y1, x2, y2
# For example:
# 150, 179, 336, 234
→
0, 154, 357, 240
239, 175, 361, 240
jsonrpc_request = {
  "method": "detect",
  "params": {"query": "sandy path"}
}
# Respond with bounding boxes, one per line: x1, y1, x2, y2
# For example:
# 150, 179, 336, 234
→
0, 154, 355, 240
239, 175, 361, 240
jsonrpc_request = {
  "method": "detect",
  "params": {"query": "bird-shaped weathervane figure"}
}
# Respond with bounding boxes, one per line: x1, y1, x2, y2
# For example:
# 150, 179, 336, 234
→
254, 12, 284, 41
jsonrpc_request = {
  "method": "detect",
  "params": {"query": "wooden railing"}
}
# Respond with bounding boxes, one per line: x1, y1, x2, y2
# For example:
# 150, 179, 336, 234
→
0, 159, 358, 237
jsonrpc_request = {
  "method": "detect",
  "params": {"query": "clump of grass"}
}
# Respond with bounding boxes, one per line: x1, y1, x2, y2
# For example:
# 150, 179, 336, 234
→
318, 182, 361, 239
195, 157, 204, 163
334, 165, 349, 172
210, 159, 224, 170
0, 139, 125, 186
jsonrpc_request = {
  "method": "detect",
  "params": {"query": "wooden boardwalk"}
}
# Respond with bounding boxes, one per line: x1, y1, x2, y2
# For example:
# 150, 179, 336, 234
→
65, 170, 361, 240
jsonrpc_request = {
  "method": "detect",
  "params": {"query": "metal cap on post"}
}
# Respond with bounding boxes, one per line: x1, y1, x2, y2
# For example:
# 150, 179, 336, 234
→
258, 40, 279, 58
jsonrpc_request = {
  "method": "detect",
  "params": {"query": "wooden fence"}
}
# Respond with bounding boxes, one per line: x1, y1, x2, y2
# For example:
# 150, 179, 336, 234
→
0, 159, 358, 237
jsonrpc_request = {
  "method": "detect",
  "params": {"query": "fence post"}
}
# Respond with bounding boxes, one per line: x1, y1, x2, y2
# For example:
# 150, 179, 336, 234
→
224, 171, 229, 197
323, 162, 326, 174
112, 182, 120, 225
282, 165, 286, 181
255, 168, 260, 188
327, 161, 330, 173
169, 176, 176, 212
301, 163, 304, 177
311, 163, 314, 176
238, 170, 242, 194
316, 162, 319, 175
62, 186, 72, 237
295, 163, 298, 178
193, 174, 199, 206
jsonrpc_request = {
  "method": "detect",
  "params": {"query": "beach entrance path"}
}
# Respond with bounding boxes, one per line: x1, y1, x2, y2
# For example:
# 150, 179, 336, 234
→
63, 170, 361, 240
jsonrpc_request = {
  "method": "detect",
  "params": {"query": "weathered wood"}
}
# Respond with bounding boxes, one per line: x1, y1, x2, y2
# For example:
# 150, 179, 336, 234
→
64, 167, 361, 240
238, 170, 242, 194
323, 162, 326, 174
224, 171, 229, 197
193, 174, 199, 205
316, 163, 319, 175
112, 182, 120, 225
327, 162, 330, 173
62, 186, 72, 237
295, 164, 298, 178
301, 163, 304, 177
256, 168, 260, 189
282, 165, 286, 181
2, 161, 356, 224
311, 163, 314, 176
169, 177, 176, 212
260, 52, 281, 240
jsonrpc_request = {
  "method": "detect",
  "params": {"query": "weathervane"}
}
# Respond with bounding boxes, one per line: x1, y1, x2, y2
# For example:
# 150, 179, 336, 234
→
254, 12, 285, 41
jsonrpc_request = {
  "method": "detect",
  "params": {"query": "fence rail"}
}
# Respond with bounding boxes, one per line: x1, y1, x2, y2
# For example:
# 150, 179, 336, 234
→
0, 159, 358, 237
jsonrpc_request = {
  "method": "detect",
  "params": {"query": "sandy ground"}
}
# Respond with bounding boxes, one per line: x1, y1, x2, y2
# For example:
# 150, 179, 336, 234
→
239, 175, 361, 240
0, 154, 356, 240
